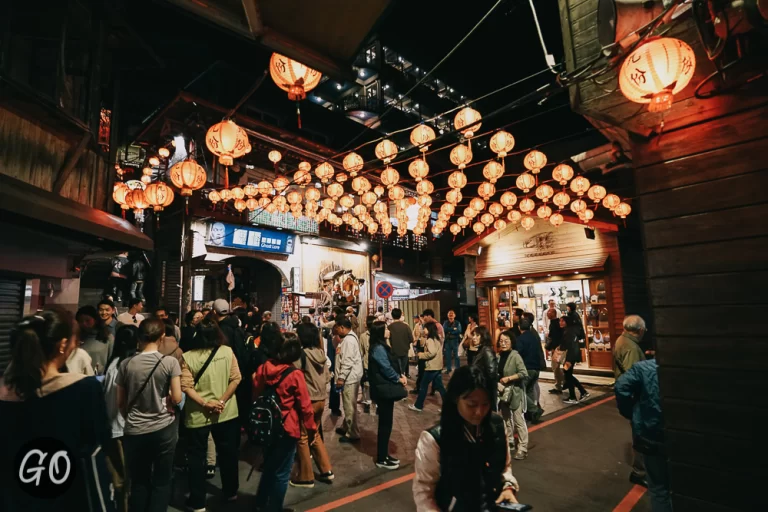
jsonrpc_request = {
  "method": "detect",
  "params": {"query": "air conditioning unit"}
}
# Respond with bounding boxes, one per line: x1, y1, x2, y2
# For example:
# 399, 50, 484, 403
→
571, 143, 631, 175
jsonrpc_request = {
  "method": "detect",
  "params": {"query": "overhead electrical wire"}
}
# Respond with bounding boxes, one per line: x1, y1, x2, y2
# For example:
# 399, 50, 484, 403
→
334, 0, 508, 156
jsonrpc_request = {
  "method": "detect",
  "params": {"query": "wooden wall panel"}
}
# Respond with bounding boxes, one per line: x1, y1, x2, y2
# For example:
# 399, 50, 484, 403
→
649, 271, 768, 306
656, 337, 767, 371
0, 106, 108, 210
633, 104, 768, 508
643, 204, 768, 249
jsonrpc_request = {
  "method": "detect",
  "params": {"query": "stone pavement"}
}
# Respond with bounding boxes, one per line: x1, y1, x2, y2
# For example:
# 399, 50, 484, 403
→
169, 369, 609, 511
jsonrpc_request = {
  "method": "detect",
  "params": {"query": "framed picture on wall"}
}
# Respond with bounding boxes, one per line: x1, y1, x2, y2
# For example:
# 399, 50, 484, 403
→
535, 296, 543, 309
510, 289, 518, 305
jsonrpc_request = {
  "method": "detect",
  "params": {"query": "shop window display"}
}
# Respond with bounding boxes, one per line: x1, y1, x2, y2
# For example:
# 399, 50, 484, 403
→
489, 276, 614, 370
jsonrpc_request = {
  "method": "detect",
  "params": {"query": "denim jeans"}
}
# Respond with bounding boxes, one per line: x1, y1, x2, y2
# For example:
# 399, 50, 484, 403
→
443, 338, 460, 372
644, 452, 672, 512
186, 418, 241, 509
415, 370, 446, 409
123, 420, 178, 512
255, 436, 298, 512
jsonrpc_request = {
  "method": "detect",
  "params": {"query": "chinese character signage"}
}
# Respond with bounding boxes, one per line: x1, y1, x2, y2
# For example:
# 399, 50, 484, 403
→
205, 221, 296, 255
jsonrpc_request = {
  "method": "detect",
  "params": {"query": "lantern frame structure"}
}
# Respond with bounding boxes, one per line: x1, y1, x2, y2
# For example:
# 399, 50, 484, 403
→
375, 139, 398, 164
408, 159, 430, 182
469, 197, 486, 212
602, 193, 621, 211
500, 191, 518, 209
343, 152, 364, 176
552, 164, 574, 185
450, 144, 472, 169
477, 182, 496, 200
315, 162, 334, 183
618, 37, 696, 113
410, 125, 436, 151
521, 216, 535, 231
269, 52, 322, 101
416, 179, 434, 196
489, 130, 515, 158
205, 119, 250, 166
446, 188, 462, 205
587, 185, 607, 204
523, 150, 547, 175
144, 182, 175, 212
482, 161, 504, 184
380, 166, 400, 189
169, 159, 207, 196
268, 150, 282, 164
570, 176, 591, 197
454, 107, 482, 138
516, 173, 536, 193
448, 171, 467, 189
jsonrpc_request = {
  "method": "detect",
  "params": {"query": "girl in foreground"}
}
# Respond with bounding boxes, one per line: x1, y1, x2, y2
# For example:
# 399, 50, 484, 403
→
413, 365, 520, 512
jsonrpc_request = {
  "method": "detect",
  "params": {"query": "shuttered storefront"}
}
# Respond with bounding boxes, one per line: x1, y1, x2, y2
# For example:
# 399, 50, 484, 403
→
0, 278, 24, 375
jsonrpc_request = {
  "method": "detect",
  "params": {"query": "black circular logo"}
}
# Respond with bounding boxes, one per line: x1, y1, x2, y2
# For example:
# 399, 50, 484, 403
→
14, 438, 76, 499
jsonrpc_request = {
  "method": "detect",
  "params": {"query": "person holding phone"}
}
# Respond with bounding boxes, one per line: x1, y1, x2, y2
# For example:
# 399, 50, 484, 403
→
413, 365, 521, 511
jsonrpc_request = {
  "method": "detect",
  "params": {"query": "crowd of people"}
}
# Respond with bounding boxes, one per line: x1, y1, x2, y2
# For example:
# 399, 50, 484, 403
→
0, 294, 669, 512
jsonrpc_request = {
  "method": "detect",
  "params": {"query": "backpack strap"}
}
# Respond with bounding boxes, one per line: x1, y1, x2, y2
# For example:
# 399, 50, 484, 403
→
194, 346, 220, 387
275, 367, 297, 388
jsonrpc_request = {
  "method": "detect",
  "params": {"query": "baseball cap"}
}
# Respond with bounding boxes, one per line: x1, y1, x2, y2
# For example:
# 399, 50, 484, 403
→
213, 299, 230, 315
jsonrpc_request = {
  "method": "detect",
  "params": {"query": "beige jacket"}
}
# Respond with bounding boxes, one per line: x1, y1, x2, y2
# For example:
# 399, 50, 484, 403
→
418, 337, 443, 371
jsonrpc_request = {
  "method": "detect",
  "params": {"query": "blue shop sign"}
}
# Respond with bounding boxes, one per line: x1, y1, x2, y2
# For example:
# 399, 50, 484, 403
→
206, 221, 296, 255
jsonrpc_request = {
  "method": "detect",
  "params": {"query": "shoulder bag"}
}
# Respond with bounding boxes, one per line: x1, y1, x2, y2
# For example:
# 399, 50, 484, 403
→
194, 346, 220, 387
126, 355, 164, 413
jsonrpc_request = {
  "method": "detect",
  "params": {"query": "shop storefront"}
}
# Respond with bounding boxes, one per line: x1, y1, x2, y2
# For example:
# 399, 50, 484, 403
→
460, 220, 626, 372
190, 220, 370, 327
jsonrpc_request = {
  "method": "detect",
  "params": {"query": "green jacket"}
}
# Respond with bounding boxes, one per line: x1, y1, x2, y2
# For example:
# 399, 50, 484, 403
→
613, 331, 645, 379
499, 350, 528, 410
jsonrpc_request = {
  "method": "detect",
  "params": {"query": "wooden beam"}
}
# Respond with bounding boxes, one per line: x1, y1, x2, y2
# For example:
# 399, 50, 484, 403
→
53, 132, 91, 194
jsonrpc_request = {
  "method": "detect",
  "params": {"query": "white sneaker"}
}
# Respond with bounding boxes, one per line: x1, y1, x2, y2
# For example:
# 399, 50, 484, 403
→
408, 404, 423, 412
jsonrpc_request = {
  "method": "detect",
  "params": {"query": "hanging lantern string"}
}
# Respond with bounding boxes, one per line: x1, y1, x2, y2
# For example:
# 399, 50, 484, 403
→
330, 0, 683, 159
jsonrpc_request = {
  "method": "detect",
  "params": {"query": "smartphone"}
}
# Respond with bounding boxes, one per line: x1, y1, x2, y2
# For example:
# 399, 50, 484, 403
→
497, 503, 532, 511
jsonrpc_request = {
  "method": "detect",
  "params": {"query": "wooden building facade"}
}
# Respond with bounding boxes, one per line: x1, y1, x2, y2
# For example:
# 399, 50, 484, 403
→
558, 0, 767, 508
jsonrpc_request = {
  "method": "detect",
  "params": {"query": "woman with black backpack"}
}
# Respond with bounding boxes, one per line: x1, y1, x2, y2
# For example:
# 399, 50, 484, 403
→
180, 316, 242, 511
252, 324, 316, 512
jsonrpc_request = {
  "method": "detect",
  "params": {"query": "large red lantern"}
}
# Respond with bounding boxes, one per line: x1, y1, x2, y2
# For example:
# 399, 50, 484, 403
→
169, 159, 207, 196
205, 120, 250, 166
619, 37, 696, 113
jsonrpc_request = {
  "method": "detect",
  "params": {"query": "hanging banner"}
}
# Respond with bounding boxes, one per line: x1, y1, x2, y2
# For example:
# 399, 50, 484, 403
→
205, 221, 296, 255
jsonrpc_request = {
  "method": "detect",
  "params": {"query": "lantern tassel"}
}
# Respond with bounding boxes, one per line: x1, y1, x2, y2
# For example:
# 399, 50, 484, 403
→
296, 102, 302, 129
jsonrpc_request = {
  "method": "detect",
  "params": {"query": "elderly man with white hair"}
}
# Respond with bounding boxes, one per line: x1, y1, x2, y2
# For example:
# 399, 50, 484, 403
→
614, 314, 648, 488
